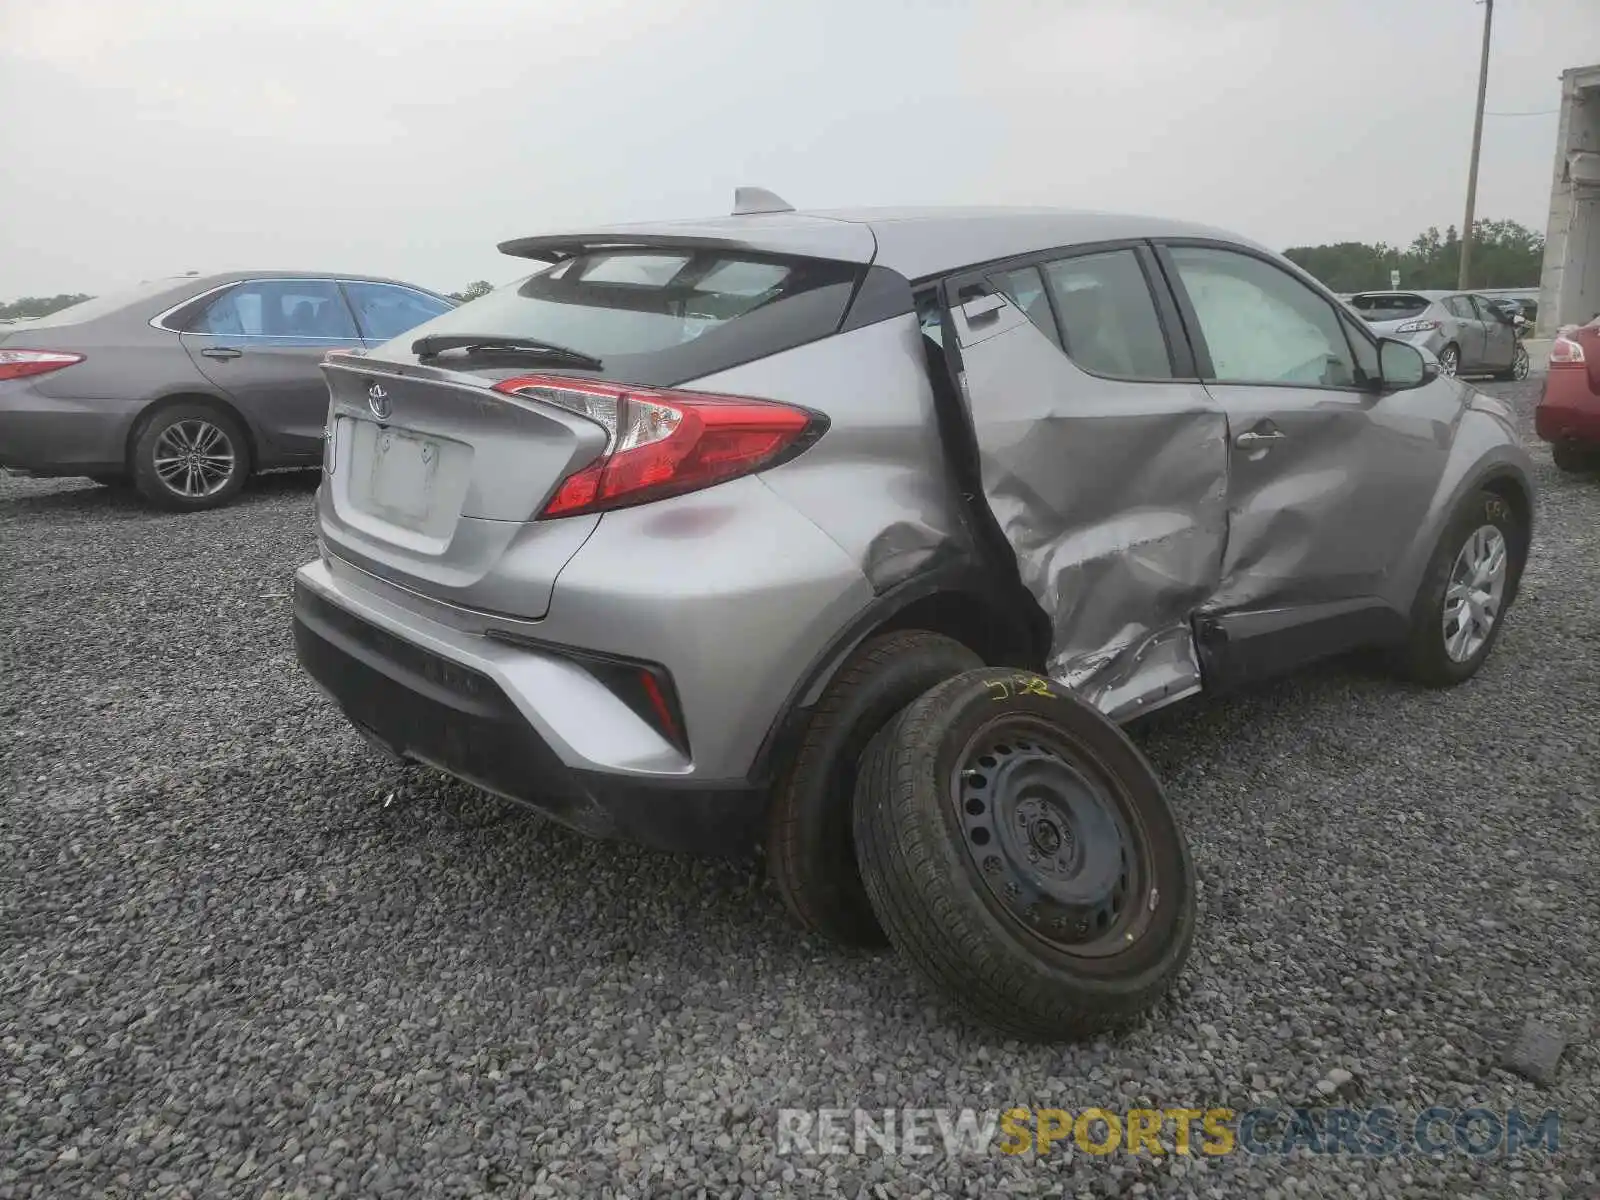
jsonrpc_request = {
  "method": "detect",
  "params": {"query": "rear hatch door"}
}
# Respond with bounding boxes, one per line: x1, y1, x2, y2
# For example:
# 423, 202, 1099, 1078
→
1349, 292, 1432, 337
317, 240, 866, 619
321, 357, 609, 619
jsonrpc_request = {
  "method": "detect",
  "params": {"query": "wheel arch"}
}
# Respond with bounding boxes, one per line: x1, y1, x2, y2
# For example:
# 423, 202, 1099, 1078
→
747, 564, 1049, 787
1397, 451, 1535, 615
125, 390, 261, 474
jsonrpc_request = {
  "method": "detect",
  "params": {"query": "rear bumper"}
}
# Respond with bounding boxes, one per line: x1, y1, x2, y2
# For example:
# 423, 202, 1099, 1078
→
291, 563, 767, 856
1535, 370, 1600, 447
0, 385, 142, 474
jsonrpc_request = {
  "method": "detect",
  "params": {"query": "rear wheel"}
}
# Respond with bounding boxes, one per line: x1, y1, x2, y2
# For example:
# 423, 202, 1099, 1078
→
1437, 344, 1460, 378
131, 403, 250, 511
1395, 487, 1526, 687
767, 630, 982, 947
852, 669, 1195, 1041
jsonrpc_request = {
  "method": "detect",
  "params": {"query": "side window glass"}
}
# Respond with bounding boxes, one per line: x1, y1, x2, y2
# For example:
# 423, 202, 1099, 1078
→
1041, 249, 1173, 379
187, 286, 253, 335
1167, 246, 1357, 388
1338, 314, 1380, 386
192, 280, 357, 339
989, 266, 1060, 347
342, 282, 451, 342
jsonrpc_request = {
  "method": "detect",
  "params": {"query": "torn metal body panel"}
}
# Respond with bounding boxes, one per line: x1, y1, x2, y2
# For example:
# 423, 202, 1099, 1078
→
949, 296, 1228, 720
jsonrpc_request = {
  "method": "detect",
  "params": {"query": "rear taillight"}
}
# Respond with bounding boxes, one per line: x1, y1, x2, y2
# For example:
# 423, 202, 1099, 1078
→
1549, 336, 1586, 365
491, 374, 825, 519
0, 349, 84, 381
1396, 319, 1441, 334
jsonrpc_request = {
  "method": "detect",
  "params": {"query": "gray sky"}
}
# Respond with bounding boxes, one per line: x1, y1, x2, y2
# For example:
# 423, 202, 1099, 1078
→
2, 0, 1597, 298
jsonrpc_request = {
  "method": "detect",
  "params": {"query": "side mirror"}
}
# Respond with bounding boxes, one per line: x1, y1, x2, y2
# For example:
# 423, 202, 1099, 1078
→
1377, 337, 1434, 390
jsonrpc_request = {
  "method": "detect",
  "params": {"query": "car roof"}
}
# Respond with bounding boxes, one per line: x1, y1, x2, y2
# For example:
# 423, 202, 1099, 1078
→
498, 205, 1280, 281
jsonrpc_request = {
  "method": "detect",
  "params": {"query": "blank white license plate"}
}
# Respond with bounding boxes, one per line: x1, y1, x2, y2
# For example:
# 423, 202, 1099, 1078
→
365, 429, 440, 526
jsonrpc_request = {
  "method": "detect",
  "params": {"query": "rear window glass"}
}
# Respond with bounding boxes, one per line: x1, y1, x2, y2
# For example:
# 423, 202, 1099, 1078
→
389, 249, 862, 385
1349, 293, 1429, 320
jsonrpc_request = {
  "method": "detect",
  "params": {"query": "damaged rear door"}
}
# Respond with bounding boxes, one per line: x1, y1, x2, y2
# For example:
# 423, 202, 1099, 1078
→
942, 242, 1229, 720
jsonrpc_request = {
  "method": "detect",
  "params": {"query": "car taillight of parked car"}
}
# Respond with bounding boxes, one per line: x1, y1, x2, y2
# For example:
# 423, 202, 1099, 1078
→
490, 374, 825, 520
1548, 336, 1586, 366
0, 349, 85, 381
1395, 319, 1441, 333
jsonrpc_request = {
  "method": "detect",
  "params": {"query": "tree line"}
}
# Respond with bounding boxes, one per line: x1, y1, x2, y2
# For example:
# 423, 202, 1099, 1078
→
1284, 219, 1544, 294
0, 293, 92, 320
2, 222, 1547, 320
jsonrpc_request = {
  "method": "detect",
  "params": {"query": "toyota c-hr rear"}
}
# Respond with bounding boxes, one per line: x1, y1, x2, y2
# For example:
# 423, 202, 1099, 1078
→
293, 193, 1533, 1040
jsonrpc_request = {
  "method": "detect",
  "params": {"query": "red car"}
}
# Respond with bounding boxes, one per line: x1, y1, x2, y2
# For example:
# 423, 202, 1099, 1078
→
1536, 320, 1600, 472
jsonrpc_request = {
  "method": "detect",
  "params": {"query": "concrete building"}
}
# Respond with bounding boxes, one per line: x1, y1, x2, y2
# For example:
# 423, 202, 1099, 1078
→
1536, 64, 1600, 335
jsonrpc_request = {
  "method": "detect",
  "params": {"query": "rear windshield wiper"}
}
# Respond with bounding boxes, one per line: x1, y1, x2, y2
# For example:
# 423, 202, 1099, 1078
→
411, 333, 602, 371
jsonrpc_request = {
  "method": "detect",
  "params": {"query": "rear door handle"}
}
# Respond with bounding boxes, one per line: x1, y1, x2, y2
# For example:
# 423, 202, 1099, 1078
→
1235, 430, 1285, 448
200, 347, 242, 360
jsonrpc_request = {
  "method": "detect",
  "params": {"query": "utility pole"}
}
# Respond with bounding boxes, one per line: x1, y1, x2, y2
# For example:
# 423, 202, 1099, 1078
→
1458, 0, 1494, 288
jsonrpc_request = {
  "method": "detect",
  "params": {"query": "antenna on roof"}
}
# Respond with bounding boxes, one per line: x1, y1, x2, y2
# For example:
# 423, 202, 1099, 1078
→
731, 187, 794, 216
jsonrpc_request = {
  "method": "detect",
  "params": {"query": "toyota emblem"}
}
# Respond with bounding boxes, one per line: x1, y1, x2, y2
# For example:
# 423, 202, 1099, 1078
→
367, 382, 391, 420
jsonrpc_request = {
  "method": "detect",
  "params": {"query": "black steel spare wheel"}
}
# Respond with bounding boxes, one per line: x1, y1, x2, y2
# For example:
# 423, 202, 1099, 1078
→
958, 722, 1148, 955
852, 668, 1195, 1041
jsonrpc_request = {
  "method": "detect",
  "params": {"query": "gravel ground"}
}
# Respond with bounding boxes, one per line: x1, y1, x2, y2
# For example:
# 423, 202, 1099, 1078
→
2, 378, 1596, 1199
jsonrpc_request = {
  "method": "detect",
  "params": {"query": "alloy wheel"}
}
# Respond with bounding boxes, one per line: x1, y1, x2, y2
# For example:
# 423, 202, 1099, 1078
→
1511, 344, 1530, 381
1442, 524, 1507, 662
1438, 346, 1459, 378
153, 419, 237, 499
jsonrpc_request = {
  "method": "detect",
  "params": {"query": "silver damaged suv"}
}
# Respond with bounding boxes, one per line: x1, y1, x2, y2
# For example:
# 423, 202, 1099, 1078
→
293, 194, 1533, 1039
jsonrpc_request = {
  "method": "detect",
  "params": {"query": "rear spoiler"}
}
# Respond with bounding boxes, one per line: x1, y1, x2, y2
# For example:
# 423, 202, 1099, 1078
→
498, 233, 781, 263
497, 222, 877, 268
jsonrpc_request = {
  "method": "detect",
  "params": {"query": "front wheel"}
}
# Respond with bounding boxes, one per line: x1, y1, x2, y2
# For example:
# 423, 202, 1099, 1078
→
1394, 488, 1526, 687
852, 669, 1195, 1041
131, 404, 251, 511
1497, 342, 1530, 382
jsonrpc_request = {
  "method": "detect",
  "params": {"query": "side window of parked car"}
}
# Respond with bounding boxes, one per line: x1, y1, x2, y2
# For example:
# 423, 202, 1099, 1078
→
1040, 250, 1174, 379
190, 280, 359, 340
1444, 296, 1475, 321
342, 282, 454, 343
1166, 246, 1358, 388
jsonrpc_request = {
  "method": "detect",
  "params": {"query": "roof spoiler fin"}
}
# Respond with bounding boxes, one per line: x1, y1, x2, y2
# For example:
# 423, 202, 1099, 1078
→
731, 187, 794, 216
